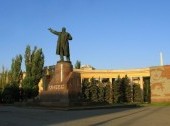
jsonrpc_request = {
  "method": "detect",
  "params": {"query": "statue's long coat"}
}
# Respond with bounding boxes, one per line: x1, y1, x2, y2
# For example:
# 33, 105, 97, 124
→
50, 29, 72, 57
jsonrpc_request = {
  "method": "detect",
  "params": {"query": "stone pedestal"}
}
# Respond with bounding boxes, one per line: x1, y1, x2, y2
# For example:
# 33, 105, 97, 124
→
40, 61, 81, 106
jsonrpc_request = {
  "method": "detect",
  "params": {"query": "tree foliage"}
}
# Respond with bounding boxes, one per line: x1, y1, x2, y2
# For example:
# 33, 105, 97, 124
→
81, 79, 90, 101
143, 77, 151, 103
113, 76, 122, 103
123, 75, 132, 103
1, 82, 20, 103
133, 83, 142, 102
113, 75, 133, 103
81, 78, 111, 104
0, 54, 22, 103
75, 60, 81, 69
89, 78, 98, 102
25, 45, 32, 78
22, 45, 44, 99
0, 66, 8, 89
98, 82, 105, 102
81, 76, 144, 104
0, 45, 44, 103
104, 83, 111, 103
9, 54, 22, 84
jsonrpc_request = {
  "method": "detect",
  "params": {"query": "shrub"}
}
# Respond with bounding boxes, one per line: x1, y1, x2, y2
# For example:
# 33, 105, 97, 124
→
98, 82, 105, 103
89, 83, 98, 102
104, 83, 111, 103
0, 88, 2, 103
133, 84, 142, 102
22, 77, 39, 100
1, 83, 20, 103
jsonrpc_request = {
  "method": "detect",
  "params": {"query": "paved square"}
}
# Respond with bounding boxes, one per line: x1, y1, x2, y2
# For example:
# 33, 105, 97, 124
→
0, 106, 170, 126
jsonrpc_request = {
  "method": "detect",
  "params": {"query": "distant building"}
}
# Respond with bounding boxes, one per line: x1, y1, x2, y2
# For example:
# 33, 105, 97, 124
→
80, 64, 95, 70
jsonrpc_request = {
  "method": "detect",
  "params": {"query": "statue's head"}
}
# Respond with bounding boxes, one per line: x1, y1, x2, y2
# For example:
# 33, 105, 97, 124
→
62, 27, 66, 32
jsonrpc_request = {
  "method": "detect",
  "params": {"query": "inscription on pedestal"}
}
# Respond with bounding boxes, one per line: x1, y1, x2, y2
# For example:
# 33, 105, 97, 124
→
48, 84, 64, 90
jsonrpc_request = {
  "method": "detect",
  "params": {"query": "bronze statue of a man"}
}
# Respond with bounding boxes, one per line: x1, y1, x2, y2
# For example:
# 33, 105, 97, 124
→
48, 27, 72, 61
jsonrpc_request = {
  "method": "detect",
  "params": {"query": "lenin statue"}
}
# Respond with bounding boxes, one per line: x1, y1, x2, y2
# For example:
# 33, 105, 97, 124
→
48, 27, 72, 61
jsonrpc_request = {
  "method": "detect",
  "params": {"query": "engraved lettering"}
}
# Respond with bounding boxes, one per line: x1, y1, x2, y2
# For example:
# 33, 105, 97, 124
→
48, 85, 64, 90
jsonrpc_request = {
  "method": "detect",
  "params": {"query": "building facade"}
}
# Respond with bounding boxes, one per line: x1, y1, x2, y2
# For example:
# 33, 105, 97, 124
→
39, 65, 170, 103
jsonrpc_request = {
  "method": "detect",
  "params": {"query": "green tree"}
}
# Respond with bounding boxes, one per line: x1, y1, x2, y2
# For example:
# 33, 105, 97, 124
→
0, 55, 22, 103
104, 83, 111, 103
0, 66, 8, 89
133, 83, 142, 102
81, 79, 90, 101
84, 85, 90, 101
113, 75, 132, 103
119, 77, 126, 103
75, 60, 81, 69
143, 77, 150, 103
0, 88, 2, 103
98, 82, 104, 103
113, 76, 121, 103
22, 45, 44, 99
123, 75, 132, 103
118, 75, 132, 103
9, 55, 22, 84
1, 83, 20, 103
25, 45, 31, 78
89, 78, 98, 102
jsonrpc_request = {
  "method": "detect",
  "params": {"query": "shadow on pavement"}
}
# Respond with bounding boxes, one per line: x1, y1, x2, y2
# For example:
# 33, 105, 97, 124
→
0, 104, 144, 126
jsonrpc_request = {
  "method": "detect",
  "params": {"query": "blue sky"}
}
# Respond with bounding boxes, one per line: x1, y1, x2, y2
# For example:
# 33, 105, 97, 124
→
0, 0, 170, 71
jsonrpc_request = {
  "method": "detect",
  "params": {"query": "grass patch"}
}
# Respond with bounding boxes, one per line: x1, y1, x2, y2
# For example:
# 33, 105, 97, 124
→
150, 102, 170, 106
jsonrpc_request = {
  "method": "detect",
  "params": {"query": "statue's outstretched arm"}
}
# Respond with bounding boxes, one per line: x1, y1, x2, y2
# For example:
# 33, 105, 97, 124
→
48, 28, 59, 35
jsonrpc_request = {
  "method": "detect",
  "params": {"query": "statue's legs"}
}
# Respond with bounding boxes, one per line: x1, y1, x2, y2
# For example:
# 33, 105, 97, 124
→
66, 56, 70, 61
60, 51, 64, 61
60, 55, 64, 61
60, 49, 70, 61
